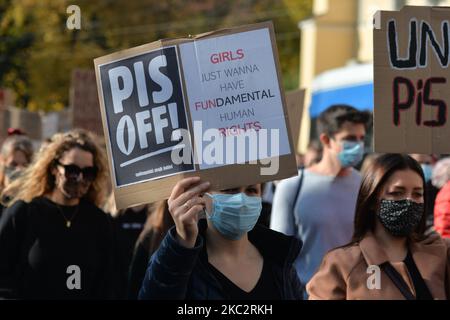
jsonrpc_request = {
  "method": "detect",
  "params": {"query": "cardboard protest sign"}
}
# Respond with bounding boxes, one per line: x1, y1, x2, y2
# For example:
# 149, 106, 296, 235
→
6, 106, 42, 140
285, 89, 305, 148
374, 6, 450, 154
70, 69, 104, 137
96, 46, 193, 188
0, 88, 14, 144
94, 21, 298, 209
180, 29, 293, 170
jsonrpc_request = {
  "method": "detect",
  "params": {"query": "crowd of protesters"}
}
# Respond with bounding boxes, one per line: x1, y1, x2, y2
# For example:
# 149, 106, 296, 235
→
0, 103, 450, 300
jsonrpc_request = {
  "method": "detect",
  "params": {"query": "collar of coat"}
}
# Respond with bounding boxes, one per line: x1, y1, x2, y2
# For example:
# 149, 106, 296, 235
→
359, 231, 445, 267
359, 231, 449, 299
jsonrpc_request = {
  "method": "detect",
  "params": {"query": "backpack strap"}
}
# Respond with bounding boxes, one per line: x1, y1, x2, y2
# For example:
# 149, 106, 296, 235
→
381, 262, 416, 300
291, 168, 305, 235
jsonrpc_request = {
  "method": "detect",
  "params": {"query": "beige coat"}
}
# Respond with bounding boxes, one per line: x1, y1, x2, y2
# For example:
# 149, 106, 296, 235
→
307, 232, 450, 300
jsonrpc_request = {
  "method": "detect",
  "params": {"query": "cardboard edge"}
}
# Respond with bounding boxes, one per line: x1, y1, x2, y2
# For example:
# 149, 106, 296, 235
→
94, 20, 299, 210
93, 39, 164, 66
93, 21, 276, 65
193, 21, 275, 40
373, 10, 382, 30
92, 60, 121, 200
265, 22, 297, 162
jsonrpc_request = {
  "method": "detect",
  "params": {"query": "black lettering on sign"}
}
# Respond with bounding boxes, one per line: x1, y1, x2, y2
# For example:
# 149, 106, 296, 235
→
419, 21, 449, 68
388, 19, 450, 69
388, 19, 418, 69
98, 46, 194, 187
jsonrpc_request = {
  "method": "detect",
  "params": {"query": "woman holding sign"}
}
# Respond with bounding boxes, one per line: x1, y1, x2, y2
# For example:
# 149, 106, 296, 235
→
0, 130, 114, 299
307, 154, 450, 300
138, 177, 303, 300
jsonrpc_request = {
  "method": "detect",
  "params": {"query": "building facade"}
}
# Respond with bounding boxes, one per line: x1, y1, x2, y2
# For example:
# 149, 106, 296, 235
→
297, 0, 449, 152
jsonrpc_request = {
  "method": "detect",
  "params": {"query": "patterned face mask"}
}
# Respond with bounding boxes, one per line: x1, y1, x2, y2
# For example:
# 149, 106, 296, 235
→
377, 199, 424, 237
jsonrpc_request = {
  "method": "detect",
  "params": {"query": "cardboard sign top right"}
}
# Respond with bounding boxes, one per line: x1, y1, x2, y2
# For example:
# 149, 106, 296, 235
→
374, 6, 450, 154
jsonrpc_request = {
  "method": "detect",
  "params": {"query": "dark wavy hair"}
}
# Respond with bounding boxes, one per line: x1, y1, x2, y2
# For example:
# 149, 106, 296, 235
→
351, 154, 427, 243
316, 104, 371, 137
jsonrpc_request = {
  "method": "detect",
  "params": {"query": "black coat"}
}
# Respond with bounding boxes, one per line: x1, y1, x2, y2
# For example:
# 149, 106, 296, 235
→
138, 219, 304, 300
0, 197, 114, 299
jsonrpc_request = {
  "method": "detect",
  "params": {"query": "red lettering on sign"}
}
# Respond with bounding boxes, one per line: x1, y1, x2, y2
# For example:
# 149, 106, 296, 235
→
210, 49, 244, 64
392, 76, 447, 127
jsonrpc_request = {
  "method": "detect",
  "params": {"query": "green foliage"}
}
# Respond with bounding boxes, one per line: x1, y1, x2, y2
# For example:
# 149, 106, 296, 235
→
0, 0, 312, 111
0, 0, 34, 107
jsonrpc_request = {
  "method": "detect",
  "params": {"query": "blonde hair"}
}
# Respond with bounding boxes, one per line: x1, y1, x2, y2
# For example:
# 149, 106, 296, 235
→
6, 129, 108, 207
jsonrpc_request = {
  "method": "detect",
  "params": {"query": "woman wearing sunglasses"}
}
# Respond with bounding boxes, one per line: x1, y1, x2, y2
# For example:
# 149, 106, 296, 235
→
0, 129, 113, 299
138, 177, 304, 300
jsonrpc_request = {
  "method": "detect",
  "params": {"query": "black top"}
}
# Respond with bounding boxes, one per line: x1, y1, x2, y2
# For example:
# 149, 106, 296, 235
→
138, 219, 304, 300
207, 259, 282, 300
127, 227, 163, 300
111, 208, 147, 299
200, 242, 282, 300
0, 196, 114, 299
404, 250, 433, 300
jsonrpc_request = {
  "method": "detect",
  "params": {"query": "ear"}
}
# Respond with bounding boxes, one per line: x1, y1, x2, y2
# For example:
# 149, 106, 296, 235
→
319, 133, 330, 149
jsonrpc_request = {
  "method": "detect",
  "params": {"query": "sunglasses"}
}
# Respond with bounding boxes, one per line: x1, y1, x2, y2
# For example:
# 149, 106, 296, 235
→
56, 161, 98, 182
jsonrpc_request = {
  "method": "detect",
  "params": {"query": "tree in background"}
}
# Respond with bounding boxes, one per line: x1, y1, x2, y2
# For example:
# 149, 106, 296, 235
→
0, 0, 33, 107
11, 0, 108, 111
0, 0, 312, 111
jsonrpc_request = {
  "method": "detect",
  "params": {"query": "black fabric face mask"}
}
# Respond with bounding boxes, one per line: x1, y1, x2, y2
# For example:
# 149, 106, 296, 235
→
55, 172, 91, 200
377, 199, 424, 237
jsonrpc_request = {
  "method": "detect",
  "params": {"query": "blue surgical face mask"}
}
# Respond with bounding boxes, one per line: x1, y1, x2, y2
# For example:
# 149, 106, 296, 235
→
338, 140, 364, 168
205, 192, 262, 240
421, 164, 433, 183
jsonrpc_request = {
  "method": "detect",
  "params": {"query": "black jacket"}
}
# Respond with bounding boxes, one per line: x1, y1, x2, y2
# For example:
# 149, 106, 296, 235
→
138, 219, 304, 300
0, 197, 114, 299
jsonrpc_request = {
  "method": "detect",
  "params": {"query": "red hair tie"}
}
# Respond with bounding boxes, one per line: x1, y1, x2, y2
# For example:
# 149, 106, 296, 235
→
7, 128, 25, 136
